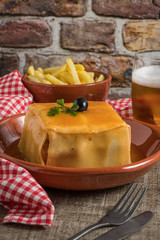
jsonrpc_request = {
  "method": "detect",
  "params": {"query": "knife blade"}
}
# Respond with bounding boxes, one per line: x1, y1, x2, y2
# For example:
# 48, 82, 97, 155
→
94, 211, 153, 240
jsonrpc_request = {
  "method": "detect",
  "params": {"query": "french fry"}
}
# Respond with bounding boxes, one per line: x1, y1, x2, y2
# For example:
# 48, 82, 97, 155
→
75, 64, 85, 71
66, 58, 81, 84
53, 64, 67, 77
45, 74, 68, 85
28, 65, 35, 76
95, 74, 105, 82
35, 71, 52, 84
58, 72, 74, 85
26, 58, 105, 86
41, 79, 52, 85
27, 75, 40, 83
37, 67, 44, 74
87, 72, 95, 79
35, 70, 45, 81
44, 66, 61, 74
77, 70, 94, 84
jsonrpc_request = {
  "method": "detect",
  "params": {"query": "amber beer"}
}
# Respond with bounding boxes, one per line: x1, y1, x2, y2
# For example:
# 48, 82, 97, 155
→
132, 65, 160, 125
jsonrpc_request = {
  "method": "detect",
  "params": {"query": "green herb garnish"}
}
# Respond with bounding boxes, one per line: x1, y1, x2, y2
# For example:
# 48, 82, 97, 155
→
47, 99, 79, 117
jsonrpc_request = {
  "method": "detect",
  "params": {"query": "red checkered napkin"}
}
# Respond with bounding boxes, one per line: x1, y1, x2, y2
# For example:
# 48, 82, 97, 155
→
0, 70, 33, 118
0, 71, 54, 226
107, 98, 133, 118
0, 159, 55, 226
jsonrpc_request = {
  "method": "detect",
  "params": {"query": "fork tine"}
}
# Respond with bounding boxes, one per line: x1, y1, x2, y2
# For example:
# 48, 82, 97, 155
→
122, 185, 143, 215
126, 187, 147, 217
116, 184, 139, 213
111, 184, 136, 212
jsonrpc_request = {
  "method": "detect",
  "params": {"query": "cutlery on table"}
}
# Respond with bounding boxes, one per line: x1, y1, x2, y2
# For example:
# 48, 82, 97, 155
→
94, 211, 154, 240
68, 184, 147, 240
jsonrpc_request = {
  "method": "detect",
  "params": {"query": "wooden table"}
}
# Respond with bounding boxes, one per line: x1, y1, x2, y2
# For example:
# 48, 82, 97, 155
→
0, 161, 160, 240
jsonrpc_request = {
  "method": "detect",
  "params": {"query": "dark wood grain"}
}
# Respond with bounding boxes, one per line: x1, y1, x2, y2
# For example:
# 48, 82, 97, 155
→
0, 162, 160, 240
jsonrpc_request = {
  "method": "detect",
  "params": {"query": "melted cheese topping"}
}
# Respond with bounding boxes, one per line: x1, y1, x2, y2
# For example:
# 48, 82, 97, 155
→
28, 101, 127, 134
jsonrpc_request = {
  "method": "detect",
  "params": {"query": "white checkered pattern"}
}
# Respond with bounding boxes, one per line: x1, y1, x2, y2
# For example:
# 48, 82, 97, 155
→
107, 98, 133, 118
0, 159, 55, 226
0, 70, 33, 118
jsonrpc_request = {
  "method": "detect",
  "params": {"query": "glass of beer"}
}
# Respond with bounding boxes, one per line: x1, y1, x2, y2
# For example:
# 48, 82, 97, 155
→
132, 54, 160, 125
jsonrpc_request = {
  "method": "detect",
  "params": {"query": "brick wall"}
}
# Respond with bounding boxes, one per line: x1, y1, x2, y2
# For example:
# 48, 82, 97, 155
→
0, 0, 160, 99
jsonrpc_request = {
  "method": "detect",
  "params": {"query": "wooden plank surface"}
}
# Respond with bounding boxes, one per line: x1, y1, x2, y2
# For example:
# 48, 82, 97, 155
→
0, 161, 160, 240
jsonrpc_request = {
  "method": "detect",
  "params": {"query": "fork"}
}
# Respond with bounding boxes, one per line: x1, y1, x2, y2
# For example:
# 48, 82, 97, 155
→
68, 184, 147, 240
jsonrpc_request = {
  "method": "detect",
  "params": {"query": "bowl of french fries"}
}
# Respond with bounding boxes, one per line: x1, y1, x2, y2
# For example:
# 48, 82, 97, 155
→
22, 58, 111, 103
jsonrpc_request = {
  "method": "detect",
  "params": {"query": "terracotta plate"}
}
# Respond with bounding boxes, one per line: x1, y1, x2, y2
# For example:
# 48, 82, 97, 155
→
0, 114, 160, 190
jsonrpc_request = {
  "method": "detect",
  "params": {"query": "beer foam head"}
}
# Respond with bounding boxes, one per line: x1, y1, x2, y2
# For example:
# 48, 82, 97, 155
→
132, 66, 160, 88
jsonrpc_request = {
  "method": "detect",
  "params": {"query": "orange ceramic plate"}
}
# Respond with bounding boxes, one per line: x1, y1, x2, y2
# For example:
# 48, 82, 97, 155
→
0, 114, 160, 190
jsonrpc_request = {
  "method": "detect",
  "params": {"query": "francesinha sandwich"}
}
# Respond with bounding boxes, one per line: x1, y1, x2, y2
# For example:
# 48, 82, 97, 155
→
18, 98, 131, 168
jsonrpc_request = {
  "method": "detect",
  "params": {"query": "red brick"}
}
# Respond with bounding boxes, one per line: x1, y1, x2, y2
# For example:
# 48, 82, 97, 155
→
0, 20, 52, 47
0, 0, 86, 16
92, 0, 159, 19
154, 0, 160, 7
61, 21, 116, 53
0, 54, 19, 77
123, 21, 160, 51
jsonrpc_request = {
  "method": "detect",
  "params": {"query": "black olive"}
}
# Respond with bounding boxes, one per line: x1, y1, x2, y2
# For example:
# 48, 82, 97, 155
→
74, 97, 88, 112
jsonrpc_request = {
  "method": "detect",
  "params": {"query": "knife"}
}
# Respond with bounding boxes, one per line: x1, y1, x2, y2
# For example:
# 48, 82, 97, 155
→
94, 211, 153, 240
